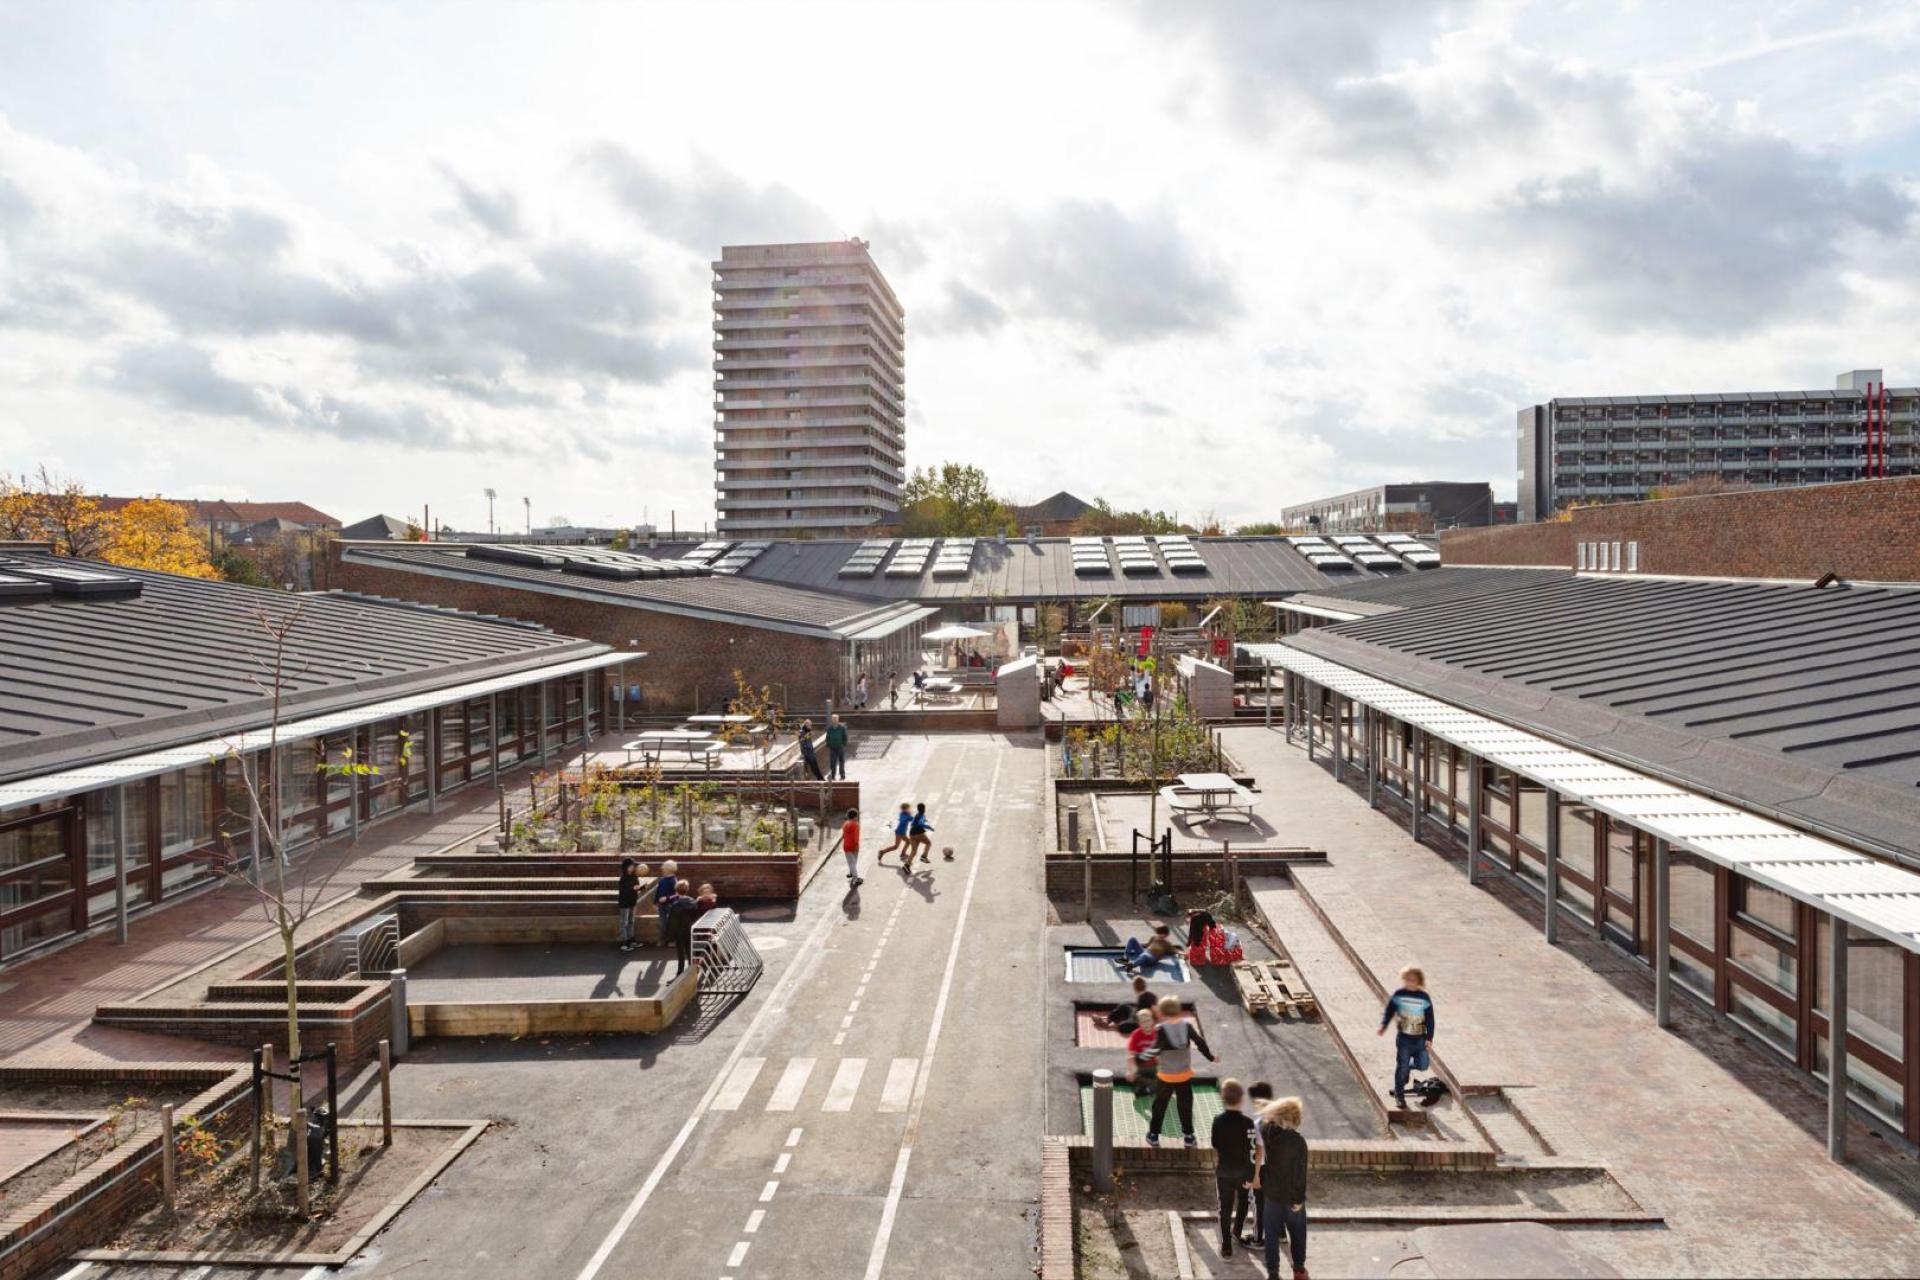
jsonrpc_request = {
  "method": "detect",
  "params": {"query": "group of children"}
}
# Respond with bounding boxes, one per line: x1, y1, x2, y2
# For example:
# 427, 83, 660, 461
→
614, 858, 718, 975
1091, 965, 1438, 1280
836, 801, 942, 890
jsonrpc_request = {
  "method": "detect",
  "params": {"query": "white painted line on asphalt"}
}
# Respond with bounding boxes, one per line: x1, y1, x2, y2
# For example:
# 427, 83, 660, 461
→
832, 1031, 846, 1046
862, 749, 1005, 1280
839, 1014, 854, 1030
822, 1057, 866, 1111
574, 875, 847, 1280
745, 1208, 766, 1233
786, 1127, 802, 1147
774, 1152, 791, 1173
759, 1180, 780, 1203
728, 1241, 750, 1267
710, 1056, 766, 1111
879, 1057, 917, 1112
847, 998, 860, 1011
766, 1058, 815, 1111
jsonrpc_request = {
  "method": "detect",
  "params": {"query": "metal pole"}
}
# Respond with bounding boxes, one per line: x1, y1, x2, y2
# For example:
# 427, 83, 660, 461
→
380, 1038, 394, 1147
249, 1045, 263, 1190
616, 661, 627, 733
325, 1043, 340, 1183
538, 683, 550, 765
490, 692, 501, 782
1263, 660, 1273, 729
160, 1104, 176, 1216
1090, 1068, 1115, 1193
1332, 694, 1344, 783
1653, 838, 1671, 1028
114, 782, 130, 945
1466, 755, 1482, 885
349, 726, 362, 839
1827, 915, 1849, 1162
1543, 789, 1561, 945
1083, 845, 1093, 925
247, 756, 262, 886
1306, 685, 1318, 762
390, 968, 410, 1056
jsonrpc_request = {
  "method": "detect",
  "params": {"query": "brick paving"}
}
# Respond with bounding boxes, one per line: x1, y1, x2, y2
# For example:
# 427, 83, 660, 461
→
1224, 725, 1920, 1277
0, 743, 590, 1070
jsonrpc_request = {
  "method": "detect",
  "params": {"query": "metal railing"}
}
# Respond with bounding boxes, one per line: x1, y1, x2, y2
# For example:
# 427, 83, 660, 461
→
691, 907, 764, 996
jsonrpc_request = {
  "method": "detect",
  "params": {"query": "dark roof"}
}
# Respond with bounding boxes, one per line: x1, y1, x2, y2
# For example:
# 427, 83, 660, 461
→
1282, 566, 1567, 618
1291, 574, 1920, 862
650, 535, 1392, 603
0, 551, 606, 785
342, 543, 923, 638
1013, 491, 1095, 523
95, 498, 339, 527
339, 514, 416, 541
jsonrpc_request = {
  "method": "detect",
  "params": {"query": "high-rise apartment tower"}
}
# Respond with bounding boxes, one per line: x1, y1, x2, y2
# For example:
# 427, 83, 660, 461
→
712, 240, 906, 536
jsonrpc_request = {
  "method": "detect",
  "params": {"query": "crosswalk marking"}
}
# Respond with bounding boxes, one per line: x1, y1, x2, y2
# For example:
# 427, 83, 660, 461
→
711, 1057, 766, 1111
728, 1241, 751, 1267
823, 1058, 867, 1111
746, 1209, 766, 1233
880, 1057, 917, 1112
767, 1058, 815, 1111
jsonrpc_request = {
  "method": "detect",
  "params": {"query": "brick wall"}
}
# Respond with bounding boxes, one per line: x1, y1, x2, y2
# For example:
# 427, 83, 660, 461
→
329, 551, 846, 712
1440, 520, 1573, 567
1442, 476, 1920, 580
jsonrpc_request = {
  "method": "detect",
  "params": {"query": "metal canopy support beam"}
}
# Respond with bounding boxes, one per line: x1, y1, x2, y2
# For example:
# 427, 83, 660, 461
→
1653, 837, 1672, 1028
1364, 707, 1378, 809
247, 757, 262, 886
1306, 684, 1318, 762
349, 726, 362, 839
580, 675, 592, 745
1828, 915, 1849, 1162
1466, 755, 1482, 886
114, 783, 130, 945
538, 682, 550, 765
425, 712, 439, 816
1332, 694, 1344, 783
615, 661, 627, 733
1544, 789, 1561, 945
1409, 732, 1424, 842
488, 694, 500, 781
1263, 661, 1273, 730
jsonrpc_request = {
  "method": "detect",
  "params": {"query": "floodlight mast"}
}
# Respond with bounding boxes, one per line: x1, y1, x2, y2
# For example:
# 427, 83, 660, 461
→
485, 488, 497, 535
523, 496, 531, 535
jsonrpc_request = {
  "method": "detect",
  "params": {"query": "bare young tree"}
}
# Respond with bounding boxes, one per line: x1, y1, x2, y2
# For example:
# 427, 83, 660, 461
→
216, 600, 392, 1184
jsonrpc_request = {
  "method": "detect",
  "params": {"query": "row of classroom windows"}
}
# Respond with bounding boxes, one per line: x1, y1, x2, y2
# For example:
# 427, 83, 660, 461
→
1292, 681, 1919, 1144
0, 675, 598, 965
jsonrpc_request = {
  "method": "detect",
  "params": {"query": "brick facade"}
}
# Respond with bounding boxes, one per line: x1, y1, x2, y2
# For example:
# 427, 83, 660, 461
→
329, 550, 846, 712
1445, 476, 1920, 580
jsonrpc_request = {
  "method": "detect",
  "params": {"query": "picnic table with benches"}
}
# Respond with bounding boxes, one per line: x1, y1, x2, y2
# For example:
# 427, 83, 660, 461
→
1159, 771, 1259, 823
623, 731, 725, 767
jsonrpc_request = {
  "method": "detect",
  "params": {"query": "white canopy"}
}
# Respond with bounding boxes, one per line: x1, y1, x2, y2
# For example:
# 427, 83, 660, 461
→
921, 623, 991, 641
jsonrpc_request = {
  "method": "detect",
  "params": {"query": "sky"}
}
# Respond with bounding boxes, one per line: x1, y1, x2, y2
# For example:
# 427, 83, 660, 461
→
2, 0, 1917, 532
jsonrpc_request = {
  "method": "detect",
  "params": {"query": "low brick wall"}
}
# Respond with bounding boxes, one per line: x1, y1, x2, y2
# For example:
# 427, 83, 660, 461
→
91, 984, 393, 1070
1043, 852, 1324, 894
407, 852, 804, 900
0, 1064, 250, 1280
409, 967, 697, 1039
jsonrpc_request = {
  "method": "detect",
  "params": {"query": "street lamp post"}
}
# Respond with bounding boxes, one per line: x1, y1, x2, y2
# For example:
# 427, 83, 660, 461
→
523, 496, 531, 535
485, 488, 496, 535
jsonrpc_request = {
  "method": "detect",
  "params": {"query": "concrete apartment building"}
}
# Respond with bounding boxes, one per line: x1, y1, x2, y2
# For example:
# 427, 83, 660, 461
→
1517, 367, 1918, 522
1279, 481, 1500, 533
712, 239, 906, 537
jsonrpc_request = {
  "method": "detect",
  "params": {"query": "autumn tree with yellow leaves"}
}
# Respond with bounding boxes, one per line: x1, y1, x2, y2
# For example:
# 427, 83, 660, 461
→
1, 469, 217, 578
102, 497, 219, 579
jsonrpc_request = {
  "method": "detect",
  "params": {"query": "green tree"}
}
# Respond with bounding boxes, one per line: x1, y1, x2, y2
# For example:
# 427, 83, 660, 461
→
216, 547, 271, 587
1233, 520, 1297, 536
1073, 499, 1186, 536
899, 463, 1016, 537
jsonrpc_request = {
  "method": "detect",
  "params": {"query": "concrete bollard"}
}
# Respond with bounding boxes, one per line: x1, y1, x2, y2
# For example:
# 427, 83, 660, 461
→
1091, 1069, 1115, 1193
389, 968, 410, 1057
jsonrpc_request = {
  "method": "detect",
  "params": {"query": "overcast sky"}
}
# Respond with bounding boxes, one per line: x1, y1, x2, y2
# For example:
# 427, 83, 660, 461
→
3, 1, 1917, 532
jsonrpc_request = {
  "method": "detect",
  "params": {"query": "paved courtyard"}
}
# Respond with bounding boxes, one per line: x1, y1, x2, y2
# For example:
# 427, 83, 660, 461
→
11, 726, 1920, 1279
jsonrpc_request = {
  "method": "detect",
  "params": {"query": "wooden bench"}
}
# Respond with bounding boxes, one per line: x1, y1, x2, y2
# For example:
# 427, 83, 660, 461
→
1233, 959, 1319, 1019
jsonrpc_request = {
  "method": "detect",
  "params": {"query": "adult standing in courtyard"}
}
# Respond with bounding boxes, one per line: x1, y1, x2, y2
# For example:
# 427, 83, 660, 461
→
1377, 964, 1436, 1107
1145, 994, 1216, 1147
796, 721, 825, 781
1254, 1096, 1310, 1280
825, 714, 849, 779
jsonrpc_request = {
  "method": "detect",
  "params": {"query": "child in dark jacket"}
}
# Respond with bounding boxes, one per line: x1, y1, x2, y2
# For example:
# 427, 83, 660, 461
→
1210, 1079, 1258, 1257
1377, 964, 1436, 1105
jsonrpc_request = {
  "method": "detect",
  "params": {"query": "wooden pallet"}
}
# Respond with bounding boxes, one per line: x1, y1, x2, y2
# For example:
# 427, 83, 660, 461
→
1233, 959, 1319, 1018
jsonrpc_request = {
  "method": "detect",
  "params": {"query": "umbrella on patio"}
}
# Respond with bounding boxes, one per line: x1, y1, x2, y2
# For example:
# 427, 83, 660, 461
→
921, 623, 992, 641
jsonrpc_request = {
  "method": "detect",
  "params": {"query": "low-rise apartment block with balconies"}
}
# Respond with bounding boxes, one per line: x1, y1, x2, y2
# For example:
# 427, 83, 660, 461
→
1518, 368, 1918, 522
712, 239, 906, 538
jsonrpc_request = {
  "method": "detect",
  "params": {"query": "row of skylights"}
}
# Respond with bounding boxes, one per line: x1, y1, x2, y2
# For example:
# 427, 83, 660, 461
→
931, 538, 977, 578
838, 538, 895, 578
465, 544, 711, 580
0, 557, 143, 601
680, 540, 732, 564
884, 538, 936, 577
1069, 537, 1111, 576
1114, 536, 1159, 576
711, 540, 771, 575
1155, 534, 1208, 574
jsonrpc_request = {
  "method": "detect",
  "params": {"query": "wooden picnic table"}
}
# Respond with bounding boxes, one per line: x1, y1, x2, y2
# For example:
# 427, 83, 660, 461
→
623, 731, 723, 767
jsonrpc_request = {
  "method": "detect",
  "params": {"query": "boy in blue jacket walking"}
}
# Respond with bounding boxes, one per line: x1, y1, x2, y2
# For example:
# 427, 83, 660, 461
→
1377, 964, 1435, 1106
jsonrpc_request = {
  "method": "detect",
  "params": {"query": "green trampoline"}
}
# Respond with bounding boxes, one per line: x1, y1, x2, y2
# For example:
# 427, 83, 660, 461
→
1079, 1078, 1223, 1141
